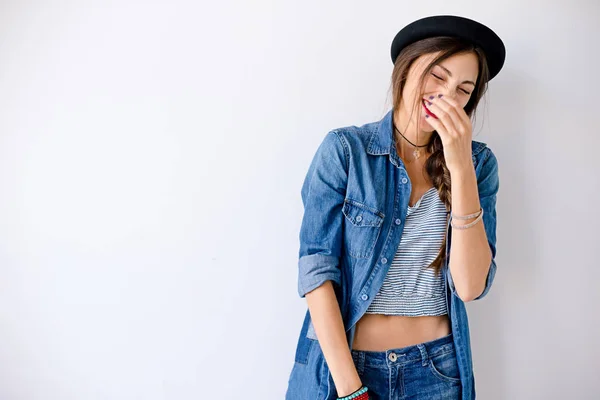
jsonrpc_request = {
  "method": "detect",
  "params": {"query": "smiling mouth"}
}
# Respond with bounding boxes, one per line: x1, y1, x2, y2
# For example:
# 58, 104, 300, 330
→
422, 99, 438, 119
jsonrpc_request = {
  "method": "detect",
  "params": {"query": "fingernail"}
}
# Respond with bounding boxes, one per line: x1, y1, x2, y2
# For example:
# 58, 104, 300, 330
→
425, 115, 429, 118
428, 101, 432, 106
438, 94, 443, 98
429, 95, 434, 100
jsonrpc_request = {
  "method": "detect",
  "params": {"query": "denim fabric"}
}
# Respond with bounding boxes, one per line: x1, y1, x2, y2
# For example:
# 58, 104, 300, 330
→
351, 333, 461, 399
286, 109, 499, 400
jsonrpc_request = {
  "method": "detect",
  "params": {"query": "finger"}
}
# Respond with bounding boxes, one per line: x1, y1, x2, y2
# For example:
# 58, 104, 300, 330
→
423, 110, 450, 141
435, 95, 472, 129
424, 96, 463, 135
423, 98, 459, 137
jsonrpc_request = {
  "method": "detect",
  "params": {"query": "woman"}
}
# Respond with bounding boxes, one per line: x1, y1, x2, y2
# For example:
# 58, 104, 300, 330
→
286, 15, 505, 400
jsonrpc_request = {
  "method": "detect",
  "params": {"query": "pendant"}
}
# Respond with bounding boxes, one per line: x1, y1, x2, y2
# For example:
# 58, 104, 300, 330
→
413, 147, 421, 159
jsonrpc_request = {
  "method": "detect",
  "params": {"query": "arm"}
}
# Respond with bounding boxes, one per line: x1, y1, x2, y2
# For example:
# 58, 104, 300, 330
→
305, 282, 363, 397
419, 94, 499, 302
297, 131, 362, 397
447, 147, 499, 301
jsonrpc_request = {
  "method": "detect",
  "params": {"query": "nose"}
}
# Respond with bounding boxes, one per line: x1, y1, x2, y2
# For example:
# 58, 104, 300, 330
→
438, 88, 457, 100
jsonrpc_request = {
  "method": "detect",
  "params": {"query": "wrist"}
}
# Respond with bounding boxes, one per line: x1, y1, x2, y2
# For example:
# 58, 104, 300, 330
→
449, 162, 476, 179
448, 158, 475, 176
337, 382, 363, 397
337, 385, 369, 400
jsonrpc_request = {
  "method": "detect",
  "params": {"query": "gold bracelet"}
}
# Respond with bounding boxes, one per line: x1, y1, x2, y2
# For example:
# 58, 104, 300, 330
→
450, 208, 484, 230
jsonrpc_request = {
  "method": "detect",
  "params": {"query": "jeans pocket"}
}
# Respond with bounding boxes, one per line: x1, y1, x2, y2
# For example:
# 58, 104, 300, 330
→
428, 350, 461, 384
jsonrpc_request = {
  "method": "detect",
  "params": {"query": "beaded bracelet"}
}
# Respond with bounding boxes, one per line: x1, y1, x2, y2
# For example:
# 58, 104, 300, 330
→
450, 207, 484, 230
343, 392, 368, 400
337, 385, 369, 400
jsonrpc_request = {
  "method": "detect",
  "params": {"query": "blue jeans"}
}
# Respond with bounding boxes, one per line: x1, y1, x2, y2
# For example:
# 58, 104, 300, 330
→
350, 333, 461, 400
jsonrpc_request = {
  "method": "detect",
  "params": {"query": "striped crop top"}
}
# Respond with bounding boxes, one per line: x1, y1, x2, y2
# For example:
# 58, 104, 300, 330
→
365, 186, 449, 317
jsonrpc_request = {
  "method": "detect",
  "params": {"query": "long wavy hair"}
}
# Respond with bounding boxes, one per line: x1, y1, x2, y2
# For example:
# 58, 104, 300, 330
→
390, 36, 490, 274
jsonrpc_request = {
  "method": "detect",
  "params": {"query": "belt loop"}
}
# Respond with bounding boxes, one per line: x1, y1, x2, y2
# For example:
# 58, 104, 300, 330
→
351, 350, 365, 375
417, 343, 428, 367
357, 351, 365, 375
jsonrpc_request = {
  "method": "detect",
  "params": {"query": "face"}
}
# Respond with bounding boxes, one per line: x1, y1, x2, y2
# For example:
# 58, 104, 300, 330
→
401, 51, 479, 132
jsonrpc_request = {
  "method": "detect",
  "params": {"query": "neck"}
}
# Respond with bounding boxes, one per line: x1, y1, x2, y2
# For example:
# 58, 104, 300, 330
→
393, 107, 433, 158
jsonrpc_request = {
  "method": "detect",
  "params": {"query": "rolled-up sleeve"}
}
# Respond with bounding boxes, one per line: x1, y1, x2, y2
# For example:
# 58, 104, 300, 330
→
297, 131, 348, 298
448, 147, 499, 301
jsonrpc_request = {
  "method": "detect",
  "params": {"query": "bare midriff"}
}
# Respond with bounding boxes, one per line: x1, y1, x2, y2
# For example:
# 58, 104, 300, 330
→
351, 313, 451, 351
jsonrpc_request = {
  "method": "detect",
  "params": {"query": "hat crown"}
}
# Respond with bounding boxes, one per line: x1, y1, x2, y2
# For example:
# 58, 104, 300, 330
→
390, 15, 506, 81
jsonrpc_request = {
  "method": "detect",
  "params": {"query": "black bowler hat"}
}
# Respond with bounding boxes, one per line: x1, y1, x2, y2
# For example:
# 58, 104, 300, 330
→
390, 15, 506, 81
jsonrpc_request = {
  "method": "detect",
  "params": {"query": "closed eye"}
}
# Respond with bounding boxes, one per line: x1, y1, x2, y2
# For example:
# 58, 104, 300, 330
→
432, 72, 471, 95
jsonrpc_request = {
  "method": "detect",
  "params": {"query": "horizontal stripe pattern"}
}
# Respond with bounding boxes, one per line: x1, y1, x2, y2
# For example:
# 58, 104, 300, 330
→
366, 187, 449, 316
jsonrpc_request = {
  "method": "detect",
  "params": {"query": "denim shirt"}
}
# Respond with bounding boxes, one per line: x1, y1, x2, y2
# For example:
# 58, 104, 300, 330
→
286, 109, 499, 400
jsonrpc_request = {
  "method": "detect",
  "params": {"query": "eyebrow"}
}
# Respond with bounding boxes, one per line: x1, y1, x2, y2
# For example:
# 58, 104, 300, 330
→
436, 65, 476, 86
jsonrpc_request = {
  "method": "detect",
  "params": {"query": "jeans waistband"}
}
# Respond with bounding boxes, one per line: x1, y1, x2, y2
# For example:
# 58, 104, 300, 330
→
350, 333, 455, 368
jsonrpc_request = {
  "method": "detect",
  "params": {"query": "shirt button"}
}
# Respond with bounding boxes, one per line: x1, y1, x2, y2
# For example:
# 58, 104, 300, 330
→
395, 218, 401, 225
361, 294, 368, 301
401, 178, 408, 184
388, 352, 397, 362
381, 257, 388, 264
356, 215, 362, 222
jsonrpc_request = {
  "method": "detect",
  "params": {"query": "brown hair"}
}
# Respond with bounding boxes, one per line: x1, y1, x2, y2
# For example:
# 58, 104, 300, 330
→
390, 36, 490, 274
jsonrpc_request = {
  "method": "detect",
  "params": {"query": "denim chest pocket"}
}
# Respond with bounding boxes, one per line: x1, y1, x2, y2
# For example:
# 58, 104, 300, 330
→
342, 199, 385, 259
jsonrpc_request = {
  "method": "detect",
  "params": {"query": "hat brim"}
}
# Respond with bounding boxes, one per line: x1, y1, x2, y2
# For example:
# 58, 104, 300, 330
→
390, 15, 506, 81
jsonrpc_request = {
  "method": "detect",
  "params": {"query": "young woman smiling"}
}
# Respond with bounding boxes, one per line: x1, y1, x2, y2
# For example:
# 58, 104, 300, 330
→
286, 15, 506, 400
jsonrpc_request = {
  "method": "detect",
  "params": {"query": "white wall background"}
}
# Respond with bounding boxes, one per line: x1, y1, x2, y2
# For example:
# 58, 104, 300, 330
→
0, 1, 599, 399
